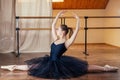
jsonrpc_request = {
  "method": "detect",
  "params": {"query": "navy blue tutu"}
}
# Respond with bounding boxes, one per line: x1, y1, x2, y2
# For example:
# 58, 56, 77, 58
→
25, 43, 88, 79
25, 55, 88, 79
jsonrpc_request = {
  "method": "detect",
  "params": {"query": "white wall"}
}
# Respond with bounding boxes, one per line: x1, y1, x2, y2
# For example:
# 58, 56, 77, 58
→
53, 10, 105, 43
105, 0, 120, 47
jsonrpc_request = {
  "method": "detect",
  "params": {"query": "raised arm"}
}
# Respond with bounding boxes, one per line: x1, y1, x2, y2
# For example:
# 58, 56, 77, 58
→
52, 10, 66, 41
66, 13, 80, 48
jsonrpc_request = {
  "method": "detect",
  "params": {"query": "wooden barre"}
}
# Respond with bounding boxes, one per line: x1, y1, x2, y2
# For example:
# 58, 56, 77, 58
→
20, 28, 51, 30
88, 27, 120, 29
16, 16, 120, 19
18, 28, 76, 30
87, 16, 120, 18
16, 16, 75, 19
17, 27, 120, 30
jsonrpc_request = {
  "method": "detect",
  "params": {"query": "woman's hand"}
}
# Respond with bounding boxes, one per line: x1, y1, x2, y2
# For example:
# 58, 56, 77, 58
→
57, 10, 67, 17
72, 12, 80, 20
71, 12, 80, 29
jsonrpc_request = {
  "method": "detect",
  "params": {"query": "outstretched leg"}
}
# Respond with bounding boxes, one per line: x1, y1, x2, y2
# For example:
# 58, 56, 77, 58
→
88, 65, 118, 73
1, 65, 29, 71
15, 65, 29, 71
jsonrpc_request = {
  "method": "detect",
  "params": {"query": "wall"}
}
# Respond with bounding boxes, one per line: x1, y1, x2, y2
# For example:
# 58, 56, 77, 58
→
105, 0, 120, 47
53, 10, 105, 43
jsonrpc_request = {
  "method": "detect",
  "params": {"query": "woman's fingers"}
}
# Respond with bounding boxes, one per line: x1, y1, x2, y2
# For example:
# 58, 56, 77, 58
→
71, 12, 79, 19
58, 10, 67, 15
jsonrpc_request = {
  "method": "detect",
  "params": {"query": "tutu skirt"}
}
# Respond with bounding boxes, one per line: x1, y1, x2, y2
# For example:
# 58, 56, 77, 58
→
25, 55, 88, 79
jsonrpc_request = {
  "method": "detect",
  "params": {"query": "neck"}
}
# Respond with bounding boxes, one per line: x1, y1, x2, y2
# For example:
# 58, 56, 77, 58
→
58, 35, 66, 41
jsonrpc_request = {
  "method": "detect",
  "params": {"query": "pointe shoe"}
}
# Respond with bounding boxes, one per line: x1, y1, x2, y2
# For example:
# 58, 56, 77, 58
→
104, 65, 118, 72
1, 65, 17, 71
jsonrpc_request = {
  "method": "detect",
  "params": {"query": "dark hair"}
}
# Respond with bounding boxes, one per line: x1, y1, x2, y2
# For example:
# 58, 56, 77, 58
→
60, 24, 73, 38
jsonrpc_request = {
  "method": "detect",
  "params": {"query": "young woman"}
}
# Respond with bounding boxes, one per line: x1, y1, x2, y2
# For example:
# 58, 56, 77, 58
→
1, 11, 118, 79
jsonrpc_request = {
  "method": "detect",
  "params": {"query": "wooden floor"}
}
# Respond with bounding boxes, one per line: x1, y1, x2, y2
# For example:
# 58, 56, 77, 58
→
0, 44, 120, 80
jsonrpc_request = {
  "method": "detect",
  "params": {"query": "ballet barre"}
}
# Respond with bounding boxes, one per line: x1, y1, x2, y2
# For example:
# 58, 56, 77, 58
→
20, 28, 51, 30
16, 27, 120, 31
15, 16, 120, 57
16, 16, 120, 19
86, 27, 120, 29
84, 16, 120, 58
16, 16, 79, 19
85, 16, 120, 18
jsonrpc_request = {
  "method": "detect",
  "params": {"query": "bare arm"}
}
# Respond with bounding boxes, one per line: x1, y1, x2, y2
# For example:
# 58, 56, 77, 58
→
52, 11, 65, 41
65, 13, 80, 48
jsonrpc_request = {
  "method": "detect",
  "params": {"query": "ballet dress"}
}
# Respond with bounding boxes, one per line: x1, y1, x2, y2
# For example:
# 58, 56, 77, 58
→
25, 42, 88, 79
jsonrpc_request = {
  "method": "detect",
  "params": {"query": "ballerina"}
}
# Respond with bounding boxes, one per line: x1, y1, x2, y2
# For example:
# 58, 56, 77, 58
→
1, 10, 118, 79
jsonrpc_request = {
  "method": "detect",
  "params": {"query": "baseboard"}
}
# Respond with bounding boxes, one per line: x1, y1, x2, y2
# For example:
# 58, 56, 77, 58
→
105, 43, 120, 48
